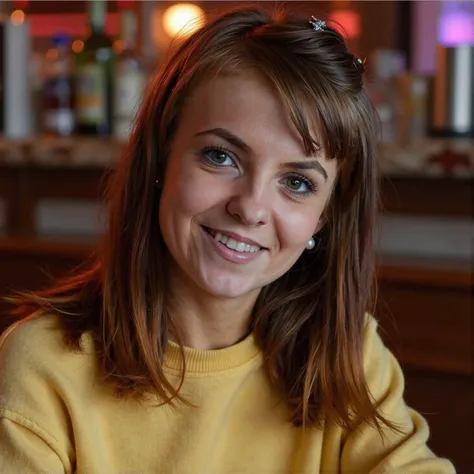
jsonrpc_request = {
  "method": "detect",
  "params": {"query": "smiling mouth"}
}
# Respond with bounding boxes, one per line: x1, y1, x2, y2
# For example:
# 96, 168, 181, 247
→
202, 226, 264, 253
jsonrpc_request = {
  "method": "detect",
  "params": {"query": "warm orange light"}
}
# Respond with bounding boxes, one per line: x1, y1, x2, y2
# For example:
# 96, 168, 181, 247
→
162, 3, 205, 38
72, 39, 84, 53
11, 10, 25, 25
113, 39, 125, 53
46, 48, 58, 61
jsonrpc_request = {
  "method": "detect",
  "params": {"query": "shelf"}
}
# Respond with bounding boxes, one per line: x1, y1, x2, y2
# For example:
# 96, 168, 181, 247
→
380, 175, 473, 218
377, 254, 472, 290
0, 234, 97, 258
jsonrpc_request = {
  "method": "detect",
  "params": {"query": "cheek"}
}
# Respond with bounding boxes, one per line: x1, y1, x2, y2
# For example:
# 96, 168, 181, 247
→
160, 156, 227, 222
277, 205, 324, 250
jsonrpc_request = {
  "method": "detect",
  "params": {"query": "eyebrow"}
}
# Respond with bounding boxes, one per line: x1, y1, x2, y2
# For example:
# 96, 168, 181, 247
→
195, 128, 252, 154
280, 160, 328, 182
195, 127, 328, 182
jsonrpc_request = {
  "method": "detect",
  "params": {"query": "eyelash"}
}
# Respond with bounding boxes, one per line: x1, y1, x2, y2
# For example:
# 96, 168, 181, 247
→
200, 145, 318, 196
201, 145, 236, 168
285, 173, 318, 196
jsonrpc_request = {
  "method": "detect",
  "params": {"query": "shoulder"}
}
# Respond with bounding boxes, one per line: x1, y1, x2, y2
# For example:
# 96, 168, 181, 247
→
362, 312, 385, 360
0, 312, 95, 372
1, 312, 65, 357
361, 313, 403, 397
0, 312, 99, 409
0, 314, 91, 470
361, 314, 391, 382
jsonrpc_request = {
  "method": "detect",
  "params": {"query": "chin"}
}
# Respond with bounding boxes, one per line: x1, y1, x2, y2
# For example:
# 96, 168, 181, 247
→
198, 271, 259, 299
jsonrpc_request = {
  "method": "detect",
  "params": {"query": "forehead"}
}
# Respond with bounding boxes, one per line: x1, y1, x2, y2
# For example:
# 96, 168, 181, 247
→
178, 71, 323, 159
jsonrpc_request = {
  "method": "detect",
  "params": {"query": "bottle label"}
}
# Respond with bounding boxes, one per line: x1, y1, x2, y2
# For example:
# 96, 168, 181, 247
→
44, 77, 73, 101
115, 70, 144, 117
76, 64, 106, 125
114, 70, 145, 138
44, 109, 74, 136
43, 76, 74, 135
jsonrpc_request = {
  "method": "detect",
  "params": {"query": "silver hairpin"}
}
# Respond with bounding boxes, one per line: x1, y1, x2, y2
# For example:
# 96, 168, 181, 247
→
309, 16, 326, 31
354, 57, 366, 70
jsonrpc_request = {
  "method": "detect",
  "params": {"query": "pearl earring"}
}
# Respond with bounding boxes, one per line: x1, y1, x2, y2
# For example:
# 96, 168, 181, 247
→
305, 237, 315, 250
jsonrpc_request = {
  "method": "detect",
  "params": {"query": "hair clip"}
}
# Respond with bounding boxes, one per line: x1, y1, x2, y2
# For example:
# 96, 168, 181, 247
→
309, 16, 326, 31
354, 57, 367, 70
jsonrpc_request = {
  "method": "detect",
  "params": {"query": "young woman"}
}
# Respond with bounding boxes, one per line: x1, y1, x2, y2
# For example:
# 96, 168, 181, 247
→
0, 6, 455, 473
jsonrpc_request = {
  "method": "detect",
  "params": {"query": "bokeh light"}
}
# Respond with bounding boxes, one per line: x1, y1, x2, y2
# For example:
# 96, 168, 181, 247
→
162, 3, 205, 38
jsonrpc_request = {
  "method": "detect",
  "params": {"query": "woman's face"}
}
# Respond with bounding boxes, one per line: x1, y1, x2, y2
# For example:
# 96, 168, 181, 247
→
159, 72, 338, 299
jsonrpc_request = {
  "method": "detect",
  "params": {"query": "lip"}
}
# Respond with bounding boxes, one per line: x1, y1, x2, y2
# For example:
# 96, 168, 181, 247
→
201, 226, 266, 264
203, 226, 266, 249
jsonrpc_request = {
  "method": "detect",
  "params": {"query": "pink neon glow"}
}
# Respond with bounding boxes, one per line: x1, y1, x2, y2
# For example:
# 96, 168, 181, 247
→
439, 12, 474, 45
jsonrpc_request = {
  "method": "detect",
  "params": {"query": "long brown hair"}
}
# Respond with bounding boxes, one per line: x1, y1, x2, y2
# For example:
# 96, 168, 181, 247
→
6, 6, 393, 433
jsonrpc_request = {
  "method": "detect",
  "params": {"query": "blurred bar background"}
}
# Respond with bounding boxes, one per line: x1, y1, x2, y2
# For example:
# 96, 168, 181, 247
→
0, 0, 472, 469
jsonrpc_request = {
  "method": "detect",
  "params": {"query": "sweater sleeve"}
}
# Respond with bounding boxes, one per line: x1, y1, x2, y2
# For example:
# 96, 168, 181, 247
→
0, 413, 66, 473
0, 318, 75, 474
340, 315, 456, 473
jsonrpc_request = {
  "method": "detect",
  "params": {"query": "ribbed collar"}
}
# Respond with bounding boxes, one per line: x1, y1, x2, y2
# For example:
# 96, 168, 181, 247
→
163, 333, 261, 373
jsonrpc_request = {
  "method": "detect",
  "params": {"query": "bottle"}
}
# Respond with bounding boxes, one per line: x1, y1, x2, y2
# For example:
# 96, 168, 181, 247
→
42, 34, 75, 137
368, 49, 406, 144
75, 0, 114, 136
113, 2, 146, 140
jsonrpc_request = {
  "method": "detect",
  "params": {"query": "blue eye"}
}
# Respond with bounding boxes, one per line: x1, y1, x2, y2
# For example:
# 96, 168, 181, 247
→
202, 147, 236, 167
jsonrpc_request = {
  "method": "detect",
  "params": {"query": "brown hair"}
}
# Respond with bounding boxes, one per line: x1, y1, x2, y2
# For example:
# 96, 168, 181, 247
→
7, 6, 393, 433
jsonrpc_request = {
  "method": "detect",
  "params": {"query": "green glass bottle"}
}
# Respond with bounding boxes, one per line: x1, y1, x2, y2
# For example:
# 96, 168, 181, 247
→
75, 0, 114, 136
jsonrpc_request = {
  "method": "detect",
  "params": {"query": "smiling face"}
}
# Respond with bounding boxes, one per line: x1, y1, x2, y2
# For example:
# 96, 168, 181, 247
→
159, 71, 338, 301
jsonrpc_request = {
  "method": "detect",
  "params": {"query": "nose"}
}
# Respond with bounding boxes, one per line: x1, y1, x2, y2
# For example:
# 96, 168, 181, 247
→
226, 181, 271, 227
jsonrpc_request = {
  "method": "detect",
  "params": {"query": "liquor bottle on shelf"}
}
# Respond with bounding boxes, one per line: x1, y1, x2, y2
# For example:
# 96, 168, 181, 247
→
75, 0, 114, 136
113, 1, 146, 140
42, 34, 75, 137
367, 49, 406, 144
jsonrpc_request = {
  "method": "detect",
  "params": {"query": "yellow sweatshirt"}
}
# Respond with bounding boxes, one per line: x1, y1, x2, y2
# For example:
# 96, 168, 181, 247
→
0, 313, 455, 473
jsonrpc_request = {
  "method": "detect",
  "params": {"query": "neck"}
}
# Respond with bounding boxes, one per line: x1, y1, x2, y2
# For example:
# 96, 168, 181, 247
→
168, 267, 260, 350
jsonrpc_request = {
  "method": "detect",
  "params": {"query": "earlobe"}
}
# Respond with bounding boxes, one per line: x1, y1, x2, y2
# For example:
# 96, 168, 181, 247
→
306, 218, 326, 251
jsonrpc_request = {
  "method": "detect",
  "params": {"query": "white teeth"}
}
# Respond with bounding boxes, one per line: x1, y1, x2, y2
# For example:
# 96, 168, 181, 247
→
226, 238, 237, 250
213, 232, 261, 253
215, 232, 228, 244
236, 242, 247, 252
